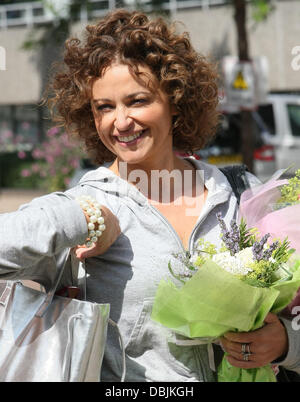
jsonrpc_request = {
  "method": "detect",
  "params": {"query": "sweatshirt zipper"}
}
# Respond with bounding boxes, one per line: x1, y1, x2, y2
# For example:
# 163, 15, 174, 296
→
147, 201, 217, 254
147, 204, 186, 251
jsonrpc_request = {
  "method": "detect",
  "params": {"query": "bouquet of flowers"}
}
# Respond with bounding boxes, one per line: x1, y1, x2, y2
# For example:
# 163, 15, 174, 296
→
239, 168, 300, 313
151, 213, 300, 382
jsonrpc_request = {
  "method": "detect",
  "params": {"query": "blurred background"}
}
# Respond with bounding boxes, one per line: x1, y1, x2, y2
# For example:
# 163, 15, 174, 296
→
0, 0, 300, 211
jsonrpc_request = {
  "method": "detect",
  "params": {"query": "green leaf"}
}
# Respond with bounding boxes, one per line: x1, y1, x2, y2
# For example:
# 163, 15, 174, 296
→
251, 0, 274, 23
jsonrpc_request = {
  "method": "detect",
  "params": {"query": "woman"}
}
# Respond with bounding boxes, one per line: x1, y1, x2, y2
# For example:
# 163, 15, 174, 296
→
0, 9, 298, 381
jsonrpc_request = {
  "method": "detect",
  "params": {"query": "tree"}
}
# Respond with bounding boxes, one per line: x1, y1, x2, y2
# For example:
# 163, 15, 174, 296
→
232, 0, 275, 172
22, 0, 89, 97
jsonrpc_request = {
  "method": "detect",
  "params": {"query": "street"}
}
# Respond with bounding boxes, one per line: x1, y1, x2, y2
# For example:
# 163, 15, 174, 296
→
0, 188, 46, 213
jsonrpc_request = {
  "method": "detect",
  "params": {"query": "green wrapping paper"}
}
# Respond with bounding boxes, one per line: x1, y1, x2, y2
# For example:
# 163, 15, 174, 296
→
151, 259, 300, 382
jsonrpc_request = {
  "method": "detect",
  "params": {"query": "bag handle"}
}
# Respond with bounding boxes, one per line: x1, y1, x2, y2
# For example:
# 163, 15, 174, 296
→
35, 248, 72, 317
0, 281, 13, 307
219, 164, 250, 205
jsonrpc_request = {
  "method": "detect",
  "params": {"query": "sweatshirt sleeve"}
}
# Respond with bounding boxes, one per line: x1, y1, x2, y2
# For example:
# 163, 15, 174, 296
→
0, 191, 88, 287
275, 317, 300, 374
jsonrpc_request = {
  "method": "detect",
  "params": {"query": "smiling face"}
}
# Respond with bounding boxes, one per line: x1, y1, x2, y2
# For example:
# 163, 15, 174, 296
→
91, 64, 176, 170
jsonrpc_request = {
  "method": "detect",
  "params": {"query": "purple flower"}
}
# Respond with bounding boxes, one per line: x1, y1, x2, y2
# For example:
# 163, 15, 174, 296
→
262, 240, 279, 261
252, 234, 270, 261
216, 213, 240, 255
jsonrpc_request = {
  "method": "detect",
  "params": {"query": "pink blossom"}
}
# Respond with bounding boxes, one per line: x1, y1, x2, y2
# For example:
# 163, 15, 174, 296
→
45, 155, 55, 164
2, 130, 13, 140
64, 177, 71, 186
31, 163, 40, 173
18, 151, 26, 159
32, 148, 44, 159
14, 135, 25, 144
70, 159, 80, 168
21, 122, 30, 130
47, 127, 60, 137
52, 147, 62, 157
62, 167, 70, 174
49, 168, 57, 176
21, 169, 31, 178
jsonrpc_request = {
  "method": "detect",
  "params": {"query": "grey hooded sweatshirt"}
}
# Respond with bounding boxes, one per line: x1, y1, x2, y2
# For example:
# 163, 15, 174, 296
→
0, 159, 299, 381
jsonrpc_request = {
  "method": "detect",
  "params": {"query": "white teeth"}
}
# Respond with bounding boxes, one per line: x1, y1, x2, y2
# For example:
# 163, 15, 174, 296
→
118, 130, 144, 143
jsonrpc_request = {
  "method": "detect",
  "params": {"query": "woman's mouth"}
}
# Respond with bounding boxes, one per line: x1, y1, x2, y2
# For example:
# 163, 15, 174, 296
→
116, 129, 147, 146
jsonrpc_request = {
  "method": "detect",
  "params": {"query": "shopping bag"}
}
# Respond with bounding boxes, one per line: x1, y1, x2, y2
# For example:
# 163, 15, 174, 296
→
0, 249, 110, 382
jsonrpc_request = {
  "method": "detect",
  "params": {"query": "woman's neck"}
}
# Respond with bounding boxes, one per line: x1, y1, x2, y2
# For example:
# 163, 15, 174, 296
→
109, 155, 202, 204
109, 153, 188, 176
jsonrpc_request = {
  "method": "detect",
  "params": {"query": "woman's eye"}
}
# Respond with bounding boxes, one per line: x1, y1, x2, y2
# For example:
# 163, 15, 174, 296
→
131, 98, 147, 105
96, 104, 112, 112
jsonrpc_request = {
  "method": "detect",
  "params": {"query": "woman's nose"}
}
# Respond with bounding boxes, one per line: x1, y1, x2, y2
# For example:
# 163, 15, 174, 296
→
114, 107, 133, 131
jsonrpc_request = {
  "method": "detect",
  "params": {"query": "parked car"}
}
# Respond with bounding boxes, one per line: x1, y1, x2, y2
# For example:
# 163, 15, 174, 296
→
195, 107, 276, 182
258, 93, 300, 175
197, 93, 300, 182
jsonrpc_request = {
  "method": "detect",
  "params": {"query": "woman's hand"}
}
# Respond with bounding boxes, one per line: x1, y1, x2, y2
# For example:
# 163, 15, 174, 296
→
74, 205, 121, 261
219, 313, 288, 368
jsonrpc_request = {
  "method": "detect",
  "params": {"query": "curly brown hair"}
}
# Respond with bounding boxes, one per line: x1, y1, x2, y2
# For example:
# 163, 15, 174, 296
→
48, 9, 220, 164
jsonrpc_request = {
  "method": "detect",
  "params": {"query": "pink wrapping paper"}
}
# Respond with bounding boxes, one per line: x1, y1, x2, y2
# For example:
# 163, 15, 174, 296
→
239, 170, 300, 314
239, 171, 299, 252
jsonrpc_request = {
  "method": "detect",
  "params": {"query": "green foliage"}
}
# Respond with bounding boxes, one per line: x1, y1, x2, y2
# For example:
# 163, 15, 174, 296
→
240, 259, 275, 287
251, 0, 275, 23
168, 261, 186, 284
196, 238, 217, 256
0, 152, 42, 189
272, 238, 295, 265
240, 237, 295, 287
277, 169, 300, 204
238, 218, 257, 249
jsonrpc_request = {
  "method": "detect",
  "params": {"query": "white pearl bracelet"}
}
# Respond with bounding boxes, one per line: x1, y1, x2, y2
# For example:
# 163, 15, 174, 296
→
76, 195, 106, 247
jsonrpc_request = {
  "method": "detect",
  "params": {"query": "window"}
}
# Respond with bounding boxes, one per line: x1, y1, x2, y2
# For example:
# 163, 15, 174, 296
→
287, 104, 300, 137
256, 104, 275, 135
15, 105, 41, 144
0, 104, 46, 153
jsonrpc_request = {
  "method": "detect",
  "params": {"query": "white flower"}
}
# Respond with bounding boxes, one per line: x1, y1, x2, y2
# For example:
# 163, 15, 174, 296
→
236, 247, 254, 266
189, 254, 199, 264
212, 247, 254, 276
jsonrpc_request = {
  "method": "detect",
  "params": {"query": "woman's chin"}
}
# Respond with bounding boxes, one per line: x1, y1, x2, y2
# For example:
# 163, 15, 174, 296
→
116, 152, 151, 167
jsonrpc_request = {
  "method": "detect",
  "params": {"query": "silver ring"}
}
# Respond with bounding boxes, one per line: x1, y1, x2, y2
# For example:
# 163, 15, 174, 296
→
241, 343, 251, 355
243, 353, 251, 361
